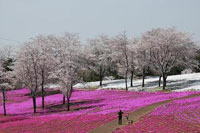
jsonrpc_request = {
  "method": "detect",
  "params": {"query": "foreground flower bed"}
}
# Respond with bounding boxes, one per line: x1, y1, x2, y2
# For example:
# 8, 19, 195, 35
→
0, 88, 199, 133
118, 96, 200, 133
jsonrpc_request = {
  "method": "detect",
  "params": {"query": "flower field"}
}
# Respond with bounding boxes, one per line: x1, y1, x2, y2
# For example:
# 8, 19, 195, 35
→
118, 95, 200, 133
0, 88, 200, 133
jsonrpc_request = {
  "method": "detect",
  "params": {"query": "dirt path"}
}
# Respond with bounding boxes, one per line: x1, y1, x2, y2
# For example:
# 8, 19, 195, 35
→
89, 93, 200, 133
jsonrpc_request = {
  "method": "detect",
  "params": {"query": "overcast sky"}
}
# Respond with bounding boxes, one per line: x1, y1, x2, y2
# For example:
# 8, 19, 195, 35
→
0, 0, 200, 48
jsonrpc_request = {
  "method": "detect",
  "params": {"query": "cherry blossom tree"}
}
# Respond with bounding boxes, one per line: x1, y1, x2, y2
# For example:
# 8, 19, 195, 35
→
87, 35, 112, 86
135, 38, 152, 87
33, 35, 54, 109
128, 37, 140, 87
14, 42, 40, 113
142, 28, 197, 90
111, 34, 141, 89
50, 33, 82, 111
111, 31, 130, 91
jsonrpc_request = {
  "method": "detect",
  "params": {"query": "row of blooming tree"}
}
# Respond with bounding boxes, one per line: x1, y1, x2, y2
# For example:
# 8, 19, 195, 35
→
86, 28, 197, 90
12, 33, 83, 113
0, 27, 198, 115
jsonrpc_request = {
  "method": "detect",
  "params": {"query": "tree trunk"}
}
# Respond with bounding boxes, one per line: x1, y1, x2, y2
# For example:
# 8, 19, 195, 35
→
41, 71, 45, 109
32, 95, 36, 113
67, 98, 70, 111
63, 95, 65, 105
100, 75, 103, 86
162, 74, 167, 90
41, 86, 45, 109
142, 68, 145, 87
2, 89, 6, 116
130, 70, 134, 87
33, 62, 38, 113
159, 75, 162, 87
99, 66, 104, 87
125, 70, 128, 91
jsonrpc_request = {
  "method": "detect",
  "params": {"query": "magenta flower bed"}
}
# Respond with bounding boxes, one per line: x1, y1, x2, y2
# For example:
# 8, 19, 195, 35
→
0, 88, 199, 133
119, 96, 200, 133
0, 89, 30, 106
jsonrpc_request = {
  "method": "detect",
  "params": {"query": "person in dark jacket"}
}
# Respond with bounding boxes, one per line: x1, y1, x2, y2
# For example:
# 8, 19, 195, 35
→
118, 110, 123, 125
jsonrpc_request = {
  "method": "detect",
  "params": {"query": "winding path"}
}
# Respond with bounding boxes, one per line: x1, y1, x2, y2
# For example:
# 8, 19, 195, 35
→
89, 93, 200, 133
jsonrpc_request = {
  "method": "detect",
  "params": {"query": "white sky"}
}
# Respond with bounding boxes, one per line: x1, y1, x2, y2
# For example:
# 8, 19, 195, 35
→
0, 0, 200, 48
